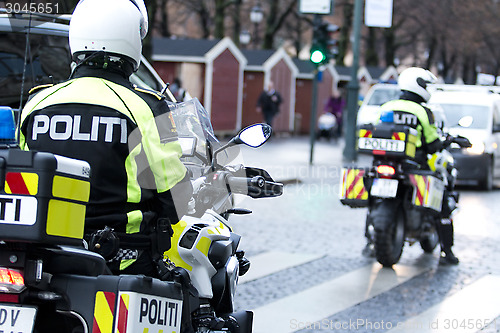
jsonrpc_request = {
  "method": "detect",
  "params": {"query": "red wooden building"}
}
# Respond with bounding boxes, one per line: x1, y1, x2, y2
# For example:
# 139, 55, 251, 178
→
152, 37, 247, 133
241, 48, 298, 132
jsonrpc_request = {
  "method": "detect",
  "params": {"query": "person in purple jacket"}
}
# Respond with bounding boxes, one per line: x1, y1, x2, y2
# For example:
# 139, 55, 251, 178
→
324, 90, 346, 138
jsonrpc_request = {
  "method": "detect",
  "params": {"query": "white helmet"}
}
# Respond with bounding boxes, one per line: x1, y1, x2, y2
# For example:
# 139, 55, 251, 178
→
69, 0, 148, 71
397, 67, 437, 102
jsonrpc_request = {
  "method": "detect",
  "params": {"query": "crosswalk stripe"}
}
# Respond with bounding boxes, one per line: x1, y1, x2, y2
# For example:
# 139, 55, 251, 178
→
251, 262, 429, 333
239, 251, 325, 284
386, 274, 500, 333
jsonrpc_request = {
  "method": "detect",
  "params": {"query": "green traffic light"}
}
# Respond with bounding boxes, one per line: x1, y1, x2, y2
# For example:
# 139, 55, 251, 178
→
310, 50, 326, 64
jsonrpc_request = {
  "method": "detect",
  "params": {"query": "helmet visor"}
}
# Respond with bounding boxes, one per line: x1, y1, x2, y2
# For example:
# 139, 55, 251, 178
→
129, 0, 148, 39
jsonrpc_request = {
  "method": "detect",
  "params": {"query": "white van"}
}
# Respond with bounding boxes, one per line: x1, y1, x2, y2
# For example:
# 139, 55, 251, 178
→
428, 90, 500, 190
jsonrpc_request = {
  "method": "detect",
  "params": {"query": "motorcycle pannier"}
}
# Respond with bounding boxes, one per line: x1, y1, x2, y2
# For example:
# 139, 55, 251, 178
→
50, 274, 184, 333
357, 124, 418, 159
0, 149, 90, 245
339, 167, 369, 207
408, 171, 445, 212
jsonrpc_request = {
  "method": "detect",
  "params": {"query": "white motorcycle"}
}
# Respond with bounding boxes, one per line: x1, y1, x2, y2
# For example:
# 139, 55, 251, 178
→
0, 99, 282, 333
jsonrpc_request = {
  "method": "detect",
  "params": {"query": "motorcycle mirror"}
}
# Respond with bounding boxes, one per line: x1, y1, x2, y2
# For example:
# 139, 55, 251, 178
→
458, 116, 473, 128
232, 123, 272, 148
211, 123, 272, 170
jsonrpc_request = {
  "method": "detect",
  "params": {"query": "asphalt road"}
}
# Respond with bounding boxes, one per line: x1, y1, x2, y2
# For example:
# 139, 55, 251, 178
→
227, 135, 500, 333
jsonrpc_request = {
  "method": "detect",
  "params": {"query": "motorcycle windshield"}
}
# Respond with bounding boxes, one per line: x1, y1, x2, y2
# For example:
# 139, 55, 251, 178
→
167, 98, 247, 209
167, 98, 226, 169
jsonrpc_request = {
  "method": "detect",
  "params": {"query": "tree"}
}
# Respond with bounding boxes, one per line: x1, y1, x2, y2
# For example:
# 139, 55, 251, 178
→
158, 0, 171, 37
336, 0, 353, 65
364, 27, 378, 66
150, 0, 500, 84
169, 0, 212, 38
261, 0, 297, 49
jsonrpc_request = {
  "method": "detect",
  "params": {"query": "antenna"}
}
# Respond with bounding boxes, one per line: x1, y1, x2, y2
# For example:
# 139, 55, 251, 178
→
16, 10, 35, 146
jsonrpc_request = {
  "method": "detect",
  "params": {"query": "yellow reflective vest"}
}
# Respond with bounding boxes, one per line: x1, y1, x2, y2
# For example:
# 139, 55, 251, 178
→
379, 99, 440, 149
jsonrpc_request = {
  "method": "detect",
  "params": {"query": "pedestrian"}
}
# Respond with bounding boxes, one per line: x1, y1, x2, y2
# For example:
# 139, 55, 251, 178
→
170, 77, 192, 102
256, 81, 282, 128
324, 90, 345, 138
18, 0, 193, 277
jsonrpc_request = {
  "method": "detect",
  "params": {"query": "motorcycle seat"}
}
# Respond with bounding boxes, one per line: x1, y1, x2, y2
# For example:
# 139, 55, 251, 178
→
42, 245, 110, 276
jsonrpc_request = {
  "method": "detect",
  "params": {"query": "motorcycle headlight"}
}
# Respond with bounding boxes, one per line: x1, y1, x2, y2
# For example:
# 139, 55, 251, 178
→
465, 141, 485, 155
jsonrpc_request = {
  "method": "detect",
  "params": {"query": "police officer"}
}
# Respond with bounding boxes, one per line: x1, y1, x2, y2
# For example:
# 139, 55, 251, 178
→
18, 0, 193, 276
379, 67, 458, 265
381, 68, 441, 160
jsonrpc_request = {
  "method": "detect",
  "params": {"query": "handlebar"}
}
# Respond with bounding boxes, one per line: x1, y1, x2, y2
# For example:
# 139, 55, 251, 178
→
227, 175, 264, 189
226, 174, 283, 198
443, 135, 472, 149
191, 168, 283, 217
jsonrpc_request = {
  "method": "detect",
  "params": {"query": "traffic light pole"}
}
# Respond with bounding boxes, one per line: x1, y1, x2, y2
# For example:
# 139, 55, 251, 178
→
343, 0, 362, 163
308, 11, 338, 164
309, 68, 319, 165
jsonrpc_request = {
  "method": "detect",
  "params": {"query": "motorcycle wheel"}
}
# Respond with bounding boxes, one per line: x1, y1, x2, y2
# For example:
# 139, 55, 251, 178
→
371, 200, 405, 267
420, 228, 439, 253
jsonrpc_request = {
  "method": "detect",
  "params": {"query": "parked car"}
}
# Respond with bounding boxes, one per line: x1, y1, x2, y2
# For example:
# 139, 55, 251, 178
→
428, 90, 500, 190
356, 83, 400, 125
0, 13, 165, 112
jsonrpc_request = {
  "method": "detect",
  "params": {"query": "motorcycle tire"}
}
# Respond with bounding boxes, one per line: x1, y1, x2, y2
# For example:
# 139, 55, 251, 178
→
370, 200, 405, 267
420, 228, 439, 253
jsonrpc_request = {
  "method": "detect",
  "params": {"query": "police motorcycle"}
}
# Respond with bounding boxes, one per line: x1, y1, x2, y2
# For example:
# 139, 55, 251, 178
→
340, 110, 470, 267
0, 98, 283, 332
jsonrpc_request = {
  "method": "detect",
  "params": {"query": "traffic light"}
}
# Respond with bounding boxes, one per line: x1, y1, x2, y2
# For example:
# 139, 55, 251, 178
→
310, 20, 340, 66
310, 21, 328, 65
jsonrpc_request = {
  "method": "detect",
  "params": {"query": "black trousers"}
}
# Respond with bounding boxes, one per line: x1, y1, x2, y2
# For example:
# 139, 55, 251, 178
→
437, 219, 454, 250
438, 190, 455, 250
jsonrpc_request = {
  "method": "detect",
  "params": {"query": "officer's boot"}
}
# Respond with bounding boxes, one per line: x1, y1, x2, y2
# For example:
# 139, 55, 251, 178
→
438, 218, 459, 265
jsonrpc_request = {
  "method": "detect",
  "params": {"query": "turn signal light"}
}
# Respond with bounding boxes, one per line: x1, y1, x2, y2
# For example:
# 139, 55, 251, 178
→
0, 267, 25, 293
376, 165, 395, 176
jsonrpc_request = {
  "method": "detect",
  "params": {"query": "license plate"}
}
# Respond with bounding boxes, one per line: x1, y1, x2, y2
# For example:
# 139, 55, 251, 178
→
370, 178, 398, 198
0, 303, 37, 332
358, 137, 405, 152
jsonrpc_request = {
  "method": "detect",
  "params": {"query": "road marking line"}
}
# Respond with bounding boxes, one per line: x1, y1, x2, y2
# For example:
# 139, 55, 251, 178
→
387, 274, 500, 333
252, 262, 429, 333
239, 251, 325, 284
